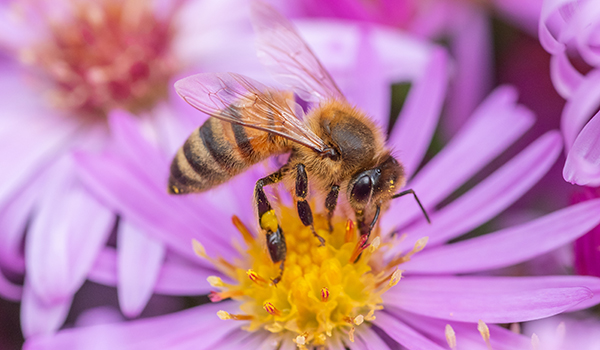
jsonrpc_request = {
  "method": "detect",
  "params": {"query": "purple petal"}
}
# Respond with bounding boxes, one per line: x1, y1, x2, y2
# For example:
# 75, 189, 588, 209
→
394, 310, 532, 350
550, 51, 583, 99
0, 269, 22, 301
21, 282, 72, 337
372, 311, 448, 350
563, 110, 600, 186
443, 6, 493, 138
26, 158, 115, 303
90, 248, 218, 296
75, 151, 237, 262
24, 302, 241, 349
561, 69, 600, 150
117, 220, 166, 318
381, 87, 534, 234
538, 0, 569, 54
402, 198, 600, 274
389, 131, 562, 252
384, 276, 593, 323
388, 48, 449, 178
356, 326, 392, 350
492, 0, 542, 36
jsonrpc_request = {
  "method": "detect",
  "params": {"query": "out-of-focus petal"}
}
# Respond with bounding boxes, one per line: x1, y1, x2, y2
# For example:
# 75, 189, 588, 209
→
0, 270, 22, 301
492, 0, 542, 36
401, 198, 600, 274
443, 5, 492, 138
550, 51, 583, 99
385, 277, 593, 323
372, 312, 447, 350
395, 310, 532, 350
390, 131, 562, 251
563, 110, 600, 186
26, 158, 115, 304
23, 302, 241, 350
75, 152, 237, 262
561, 69, 600, 150
117, 220, 165, 318
388, 47, 449, 179
355, 326, 392, 350
21, 282, 72, 338
381, 87, 534, 234
89, 248, 217, 295
538, 0, 570, 54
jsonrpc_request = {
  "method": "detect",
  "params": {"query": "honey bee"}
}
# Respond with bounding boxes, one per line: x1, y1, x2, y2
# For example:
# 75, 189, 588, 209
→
169, 2, 429, 281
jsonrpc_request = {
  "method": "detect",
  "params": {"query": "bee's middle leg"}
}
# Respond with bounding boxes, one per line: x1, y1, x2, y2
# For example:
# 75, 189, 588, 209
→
255, 169, 286, 283
295, 164, 325, 246
325, 184, 340, 232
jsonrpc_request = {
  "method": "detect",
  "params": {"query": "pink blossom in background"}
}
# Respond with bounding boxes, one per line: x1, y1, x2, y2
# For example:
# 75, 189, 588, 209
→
0, 0, 263, 338
523, 313, 600, 350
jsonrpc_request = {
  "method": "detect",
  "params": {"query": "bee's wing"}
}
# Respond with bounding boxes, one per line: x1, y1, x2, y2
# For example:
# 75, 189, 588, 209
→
174, 72, 330, 153
250, 1, 345, 103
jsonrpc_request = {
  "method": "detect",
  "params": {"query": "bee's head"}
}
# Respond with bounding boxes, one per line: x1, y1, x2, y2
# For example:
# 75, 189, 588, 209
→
347, 154, 405, 211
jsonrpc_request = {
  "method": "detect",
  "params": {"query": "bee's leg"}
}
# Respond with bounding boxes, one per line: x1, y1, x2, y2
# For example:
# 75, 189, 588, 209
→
357, 205, 381, 246
255, 169, 286, 282
295, 164, 325, 246
324, 185, 340, 232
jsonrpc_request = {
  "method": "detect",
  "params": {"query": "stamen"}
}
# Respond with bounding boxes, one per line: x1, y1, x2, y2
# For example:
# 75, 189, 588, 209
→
217, 310, 253, 321
369, 237, 381, 252
295, 335, 306, 345
353, 315, 364, 326
192, 239, 207, 259
321, 287, 330, 302
388, 269, 403, 287
208, 290, 243, 302
263, 302, 282, 317
478, 320, 492, 350
345, 220, 355, 242
365, 309, 376, 321
349, 234, 370, 262
207, 276, 224, 287
348, 327, 356, 343
556, 322, 566, 342
232, 215, 255, 244
510, 323, 521, 334
445, 324, 457, 349
265, 322, 284, 333
387, 236, 429, 267
247, 269, 268, 285
531, 333, 539, 350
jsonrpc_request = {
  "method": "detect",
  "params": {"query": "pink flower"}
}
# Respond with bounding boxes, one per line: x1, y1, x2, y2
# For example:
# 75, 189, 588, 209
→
0, 0, 261, 337
23, 5, 600, 348
539, 0, 600, 186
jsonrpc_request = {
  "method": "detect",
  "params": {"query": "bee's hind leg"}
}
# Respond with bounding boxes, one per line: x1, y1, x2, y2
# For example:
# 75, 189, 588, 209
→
295, 163, 325, 246
255, 169, 287, 281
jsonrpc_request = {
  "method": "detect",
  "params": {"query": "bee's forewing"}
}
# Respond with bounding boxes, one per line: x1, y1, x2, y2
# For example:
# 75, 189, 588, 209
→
174, 72, 330, 152
250, 1, 345, 103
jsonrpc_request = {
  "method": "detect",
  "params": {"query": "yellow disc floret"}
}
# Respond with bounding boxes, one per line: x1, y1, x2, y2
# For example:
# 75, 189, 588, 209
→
201, 205, 414, 348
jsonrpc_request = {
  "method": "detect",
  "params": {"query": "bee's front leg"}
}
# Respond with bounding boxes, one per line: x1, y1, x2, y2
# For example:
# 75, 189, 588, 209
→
356, 205, 381, 246
325, 184, 340, 232
255, 169, 286, 283
295, 164, 325, 246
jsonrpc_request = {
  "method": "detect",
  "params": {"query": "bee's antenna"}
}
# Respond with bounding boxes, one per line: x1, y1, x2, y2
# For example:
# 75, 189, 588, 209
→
391, 189, 431, 224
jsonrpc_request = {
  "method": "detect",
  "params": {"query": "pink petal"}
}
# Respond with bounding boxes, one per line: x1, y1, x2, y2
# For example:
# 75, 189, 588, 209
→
389, 131, 562, 252
23, 302, 242, 349
550, 51, 583, 99
538, 0, 569, 54
384, 276, 593, 323
395, 310, 532, 350
561, 69, 600, 150
75, 151, 237, 262
563, 110, 600, 186
26, 158, 115, 304
0, 269, 22, 301
381, 87, 534, 234
21, 282, 72, 337
388, 47, 449, 179
90, 248, 218, 296
355, 326, 392, 350
492, 0, 542, 36
402, 198, 600, 274
372, 311, 448, 350
117, 220, 166, 318
443, 6, 493, 138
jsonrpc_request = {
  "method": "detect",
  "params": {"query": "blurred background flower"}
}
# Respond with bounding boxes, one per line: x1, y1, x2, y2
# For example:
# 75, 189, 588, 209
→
0, 0, 264, 342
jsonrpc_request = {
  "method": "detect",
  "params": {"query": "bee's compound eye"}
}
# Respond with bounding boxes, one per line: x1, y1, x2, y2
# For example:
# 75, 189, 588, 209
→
351, 175, 373, 203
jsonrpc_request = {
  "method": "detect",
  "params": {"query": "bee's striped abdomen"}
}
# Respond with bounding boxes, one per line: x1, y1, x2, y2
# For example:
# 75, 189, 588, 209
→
168, 116, 286, 194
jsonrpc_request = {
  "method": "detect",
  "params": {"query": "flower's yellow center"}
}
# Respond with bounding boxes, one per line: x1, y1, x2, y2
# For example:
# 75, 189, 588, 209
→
18, 0, 178, 118
196, 205, 424, 349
